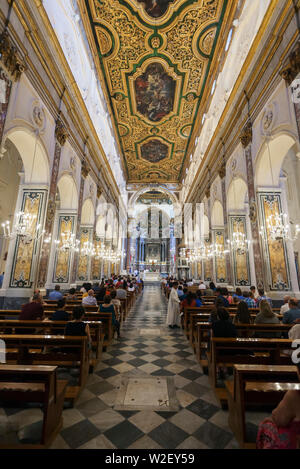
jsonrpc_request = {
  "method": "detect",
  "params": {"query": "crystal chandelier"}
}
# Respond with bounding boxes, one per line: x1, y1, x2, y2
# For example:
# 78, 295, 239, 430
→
262, 212, 300, 242
81, 241, 96, 257
213, 242, 229, 259
1, 211, 45, 244
227, 231, 251, 255
55, 232, 80, 252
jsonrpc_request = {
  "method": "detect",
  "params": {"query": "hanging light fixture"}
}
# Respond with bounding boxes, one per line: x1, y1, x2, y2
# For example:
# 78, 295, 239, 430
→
228, 179, 251, 254
1, 211, 45, 244
55, 232, 80, 253
81, 240, 96, 257
261, 138, 300, 242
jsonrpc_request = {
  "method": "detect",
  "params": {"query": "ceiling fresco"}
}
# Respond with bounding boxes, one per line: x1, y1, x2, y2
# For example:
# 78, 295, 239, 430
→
81, 0, 233, 184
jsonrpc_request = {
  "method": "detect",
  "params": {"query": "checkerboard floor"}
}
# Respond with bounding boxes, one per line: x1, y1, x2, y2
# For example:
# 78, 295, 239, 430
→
0, 285, 255, 449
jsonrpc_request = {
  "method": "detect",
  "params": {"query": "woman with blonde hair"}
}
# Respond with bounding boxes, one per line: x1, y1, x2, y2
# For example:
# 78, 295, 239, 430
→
254, 299, 280, 338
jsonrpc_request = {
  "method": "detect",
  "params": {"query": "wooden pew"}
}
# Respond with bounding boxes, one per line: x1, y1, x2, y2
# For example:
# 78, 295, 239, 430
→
1, 334, 90, 405
0, 365, 67, 449
208, 337, 293, 407
0, 319, 104, 364
196, 322, 293, 371
226, 364, 300, 449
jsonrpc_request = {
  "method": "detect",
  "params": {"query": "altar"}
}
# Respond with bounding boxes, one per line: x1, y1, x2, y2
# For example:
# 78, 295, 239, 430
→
143, 272, 161, 282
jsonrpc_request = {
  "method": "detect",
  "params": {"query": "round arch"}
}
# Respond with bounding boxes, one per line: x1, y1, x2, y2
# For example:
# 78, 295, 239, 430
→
4, 127, 50, 184
129, 186, 178, 208
81, 198, 95, 225
255, 132, 297, 187
96, 215, 106, 238
227, 177, 248, 211
211, 200, 224, 227
57, 173, 78, 210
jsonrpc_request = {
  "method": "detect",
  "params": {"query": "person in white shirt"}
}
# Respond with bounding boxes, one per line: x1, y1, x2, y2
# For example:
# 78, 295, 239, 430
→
166, 282, 181, 328
82, 290, 97, 306
199, 282, 206, 291
187, 280, 194, 287
280, 295, 291, 315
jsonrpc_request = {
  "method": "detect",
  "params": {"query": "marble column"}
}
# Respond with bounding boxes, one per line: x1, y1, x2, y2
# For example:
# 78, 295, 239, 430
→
241, 122, 264, 288
37, 120, 68, 287
0, 68, 12, 147
219, 165, 233, 285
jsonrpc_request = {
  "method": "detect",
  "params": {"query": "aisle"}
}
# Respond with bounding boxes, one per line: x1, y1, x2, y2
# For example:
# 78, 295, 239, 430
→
52, 286, 239, 449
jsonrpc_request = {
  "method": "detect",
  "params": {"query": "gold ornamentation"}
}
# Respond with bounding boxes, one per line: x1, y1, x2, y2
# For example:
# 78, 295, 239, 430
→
0, 31, 25, 81
81, 159, 90, 178
55, 119, 68, 146
218, 162, 226, 180
151, 36, 160, 49
240, 121, 252, 148
280, 41, 300, 86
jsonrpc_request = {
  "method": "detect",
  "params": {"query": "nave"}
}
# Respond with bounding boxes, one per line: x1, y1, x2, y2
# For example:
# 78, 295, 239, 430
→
1, 285, 268, 450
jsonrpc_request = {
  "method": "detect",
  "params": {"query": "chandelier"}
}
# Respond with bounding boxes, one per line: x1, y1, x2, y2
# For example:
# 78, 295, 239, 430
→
227, 231, 251, 254
55, 232, 80, 253
1, 212, 45, 244
263, 212, 300, 242
81, 241, 96, 257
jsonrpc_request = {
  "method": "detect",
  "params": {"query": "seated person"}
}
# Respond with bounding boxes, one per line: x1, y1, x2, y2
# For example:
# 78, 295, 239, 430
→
128, 283, 135, 292
116, 285, 127, 300
234, 301, 253, 338
20, 294, 44, 320
195, 290, 203, 307
254, 299, 280, 338
66, 288, 77, 301
99, 295, 121, 339
199, 281, 206, 291
215, 287, 230, 307
82, 290, 97, 306
65, 305, 91, 345
209, 298, 224, 324
177, 286, 184, 299
233, 287, 244, 301
96, 282, 106, 302
280, 295, 291, 315
243, 291, 256, 308
250, 285, 258, 299
257, 362, 300, 449
48, 285, 63, 301
51, 298, 69, 321
110, 290, 121, 320
212, 307, 237, 338
181, 291, 197, 310
283, 298, 300, 324
256, 288, 273, 307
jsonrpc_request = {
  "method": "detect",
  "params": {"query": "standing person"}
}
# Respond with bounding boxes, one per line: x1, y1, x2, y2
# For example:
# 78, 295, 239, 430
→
166, 282, 181, 329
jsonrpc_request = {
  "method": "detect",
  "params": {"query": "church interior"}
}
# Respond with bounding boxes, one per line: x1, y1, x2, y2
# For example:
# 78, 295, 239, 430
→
0, 0, 300, 451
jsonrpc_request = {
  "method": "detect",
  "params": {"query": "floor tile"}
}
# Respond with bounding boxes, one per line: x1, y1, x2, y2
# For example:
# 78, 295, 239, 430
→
149, 421, 189, 449
104, 420, 144, 448
129, 410, 165, 433
61, 419, 101, 449
193, 422, 233, 449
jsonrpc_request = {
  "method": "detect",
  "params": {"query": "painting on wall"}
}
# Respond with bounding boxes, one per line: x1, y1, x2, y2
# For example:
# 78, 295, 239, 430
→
77, 229, 91, 282
53, 216, 75, 284
91, 237, 102, 280
134, 63, 176, 122
140, 139, 169, 163
136, 0, 176, 18
214, 231, 226, 283
204, 238, 213, 282
229, 216, 250, 287
259, 193, 290, 291
10, 191, 46, 288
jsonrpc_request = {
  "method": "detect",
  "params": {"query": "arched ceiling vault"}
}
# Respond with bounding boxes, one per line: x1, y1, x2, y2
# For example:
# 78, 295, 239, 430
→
79, 0, 237, 185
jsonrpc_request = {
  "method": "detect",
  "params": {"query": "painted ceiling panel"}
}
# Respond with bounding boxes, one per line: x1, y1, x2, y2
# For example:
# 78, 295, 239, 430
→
82, 0, 232, 183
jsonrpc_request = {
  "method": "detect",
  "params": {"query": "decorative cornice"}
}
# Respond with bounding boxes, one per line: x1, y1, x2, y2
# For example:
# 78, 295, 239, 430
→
0, 30, 25, 81
240, 121, 253, 148
205, 185, 211, 200
55, 118, 68, 146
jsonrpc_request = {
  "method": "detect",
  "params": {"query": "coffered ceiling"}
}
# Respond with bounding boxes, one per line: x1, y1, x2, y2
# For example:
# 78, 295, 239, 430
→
80, 0, 236, 184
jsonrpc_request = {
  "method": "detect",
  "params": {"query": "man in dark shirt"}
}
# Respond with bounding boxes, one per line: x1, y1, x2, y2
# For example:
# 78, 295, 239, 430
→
19, 294, 44, 320
51, 298, 69, 321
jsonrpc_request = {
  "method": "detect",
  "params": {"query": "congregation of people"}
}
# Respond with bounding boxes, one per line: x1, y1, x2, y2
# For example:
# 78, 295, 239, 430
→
163, 276, 300, 449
